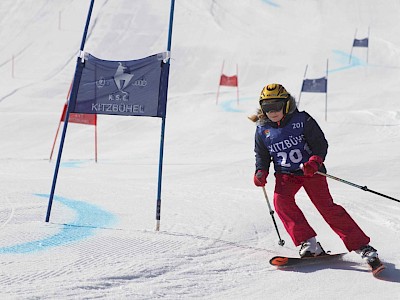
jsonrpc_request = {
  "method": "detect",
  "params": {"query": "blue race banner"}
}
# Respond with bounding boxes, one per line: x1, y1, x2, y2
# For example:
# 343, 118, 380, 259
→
353, 38, 369, 47
301, 77, 327, 93
70, 52, 170, 117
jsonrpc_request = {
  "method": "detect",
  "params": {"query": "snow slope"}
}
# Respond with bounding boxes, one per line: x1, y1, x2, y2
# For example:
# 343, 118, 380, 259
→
0, 0, 399, 299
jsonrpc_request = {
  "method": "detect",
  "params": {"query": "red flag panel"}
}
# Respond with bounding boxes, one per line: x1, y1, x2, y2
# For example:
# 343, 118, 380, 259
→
219, 74, 238, 87
60, 103, 96, 125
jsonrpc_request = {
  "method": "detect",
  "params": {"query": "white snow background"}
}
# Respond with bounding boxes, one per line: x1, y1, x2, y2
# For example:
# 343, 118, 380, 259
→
0, 0, 400, 299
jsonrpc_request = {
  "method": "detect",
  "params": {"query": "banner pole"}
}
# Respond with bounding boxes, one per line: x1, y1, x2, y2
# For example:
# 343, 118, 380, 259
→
367, 26, 370, 64
49, 119, 62, 162
50, 82, 73, 161
349, 28, 357, 64
216, 60, 224, 105
325, 59, 328, 122
95, 115, 98, 163
298, 64, 308, 108
46, 0, 96, 222
236, 63, 239, 105
155, 0, 175, 231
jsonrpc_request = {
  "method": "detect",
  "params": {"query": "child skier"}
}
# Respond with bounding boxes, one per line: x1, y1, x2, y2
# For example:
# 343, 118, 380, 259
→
252, 83, 383, 272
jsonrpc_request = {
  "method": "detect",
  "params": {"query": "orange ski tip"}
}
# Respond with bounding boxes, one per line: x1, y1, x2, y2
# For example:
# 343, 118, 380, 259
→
372, 264, 386, 277
271, 257, 288, 266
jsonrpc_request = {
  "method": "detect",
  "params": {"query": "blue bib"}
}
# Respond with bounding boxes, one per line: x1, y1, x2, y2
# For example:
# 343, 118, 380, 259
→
257, 112, 312, 173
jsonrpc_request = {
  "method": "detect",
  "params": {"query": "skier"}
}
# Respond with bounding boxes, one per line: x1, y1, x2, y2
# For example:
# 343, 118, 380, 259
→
251, 83, 383, 272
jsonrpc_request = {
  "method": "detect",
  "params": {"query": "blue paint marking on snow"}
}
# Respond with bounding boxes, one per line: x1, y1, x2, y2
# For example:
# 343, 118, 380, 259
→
261, 0, 280, 7
0, 194, 117, 254
220, 96, 254, 113
60, 160, 87, 168
220, 100, 245, 112
329, 49, 367, 73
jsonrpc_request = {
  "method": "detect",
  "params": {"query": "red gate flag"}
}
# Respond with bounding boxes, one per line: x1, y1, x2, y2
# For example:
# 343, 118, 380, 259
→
50, 99, 98, 162
60, 103, 96, 125
216, 61, 239, 104
219, 74, 238, 87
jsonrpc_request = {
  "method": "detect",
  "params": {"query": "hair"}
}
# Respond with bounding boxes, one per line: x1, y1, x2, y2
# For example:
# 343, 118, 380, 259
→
247, 108, 266, 123
249, 95, 297, 124
284, 95, 297, 115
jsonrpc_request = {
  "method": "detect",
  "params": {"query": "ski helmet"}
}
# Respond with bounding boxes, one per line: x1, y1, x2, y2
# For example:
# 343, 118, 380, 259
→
259, 83, 296, 115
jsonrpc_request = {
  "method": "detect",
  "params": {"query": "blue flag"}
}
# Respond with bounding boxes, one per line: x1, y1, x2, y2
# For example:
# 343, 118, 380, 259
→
353, 38, 369, 48
70, 52, 170, 118
301, 77, 327, 93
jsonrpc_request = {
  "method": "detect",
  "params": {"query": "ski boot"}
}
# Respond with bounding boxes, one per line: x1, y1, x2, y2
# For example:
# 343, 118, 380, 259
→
356, 245, 385, 276
299, 237, 325, 258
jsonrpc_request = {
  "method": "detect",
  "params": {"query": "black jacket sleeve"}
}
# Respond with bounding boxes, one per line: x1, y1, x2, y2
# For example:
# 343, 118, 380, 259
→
254, 129, 272, 172
303, 112, 328, 160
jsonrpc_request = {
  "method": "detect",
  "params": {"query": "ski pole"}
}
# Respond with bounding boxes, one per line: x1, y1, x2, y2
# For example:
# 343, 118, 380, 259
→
316, 171, 400, 203
261, 186, 285, 246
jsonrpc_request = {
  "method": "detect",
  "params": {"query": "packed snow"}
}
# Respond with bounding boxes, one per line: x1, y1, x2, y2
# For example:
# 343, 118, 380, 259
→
0, 0, 399, 299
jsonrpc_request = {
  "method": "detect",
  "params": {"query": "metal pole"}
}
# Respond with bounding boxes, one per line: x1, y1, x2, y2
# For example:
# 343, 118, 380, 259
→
155, 0, 175, 231
366, 26, 370, 64
94, 115, 98, 163
261, 187, 285, 246
297, 64, 308, 109
325, 59, 328, 122
216, 60, 224, 105
46, 0, 96, 222
316, 171, 400, 203
236, 63, 239, 105
49, 119, 62, 161
349, 28, 357, 64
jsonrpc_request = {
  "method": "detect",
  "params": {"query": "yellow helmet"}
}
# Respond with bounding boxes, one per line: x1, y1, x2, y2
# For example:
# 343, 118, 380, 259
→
259, 83, 296, 115
259, 83, 289, 101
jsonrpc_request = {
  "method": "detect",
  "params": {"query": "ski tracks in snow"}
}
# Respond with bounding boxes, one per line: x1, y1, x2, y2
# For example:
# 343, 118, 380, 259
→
0, 196, 15, 229
0, 227, 272, 299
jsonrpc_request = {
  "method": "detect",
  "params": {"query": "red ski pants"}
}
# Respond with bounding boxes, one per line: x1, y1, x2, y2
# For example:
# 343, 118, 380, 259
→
273, 173, 370, 251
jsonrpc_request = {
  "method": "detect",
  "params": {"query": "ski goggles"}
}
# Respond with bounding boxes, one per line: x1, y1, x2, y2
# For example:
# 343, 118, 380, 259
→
260, 100, 285, 113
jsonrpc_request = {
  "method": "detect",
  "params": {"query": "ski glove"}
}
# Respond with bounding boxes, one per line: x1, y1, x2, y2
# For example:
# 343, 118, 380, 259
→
302, 155, 323, 177
254, 170, 268, 186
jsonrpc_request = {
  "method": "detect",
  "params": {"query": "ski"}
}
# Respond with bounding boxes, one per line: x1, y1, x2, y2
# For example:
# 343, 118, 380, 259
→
372, 265, 385, 277
270, 253, 386, 278
269, 252, 346, 268
369, 258, 386, 277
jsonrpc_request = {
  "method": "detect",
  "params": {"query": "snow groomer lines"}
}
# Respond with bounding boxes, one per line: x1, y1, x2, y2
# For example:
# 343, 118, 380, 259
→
0, 194, 116, 254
